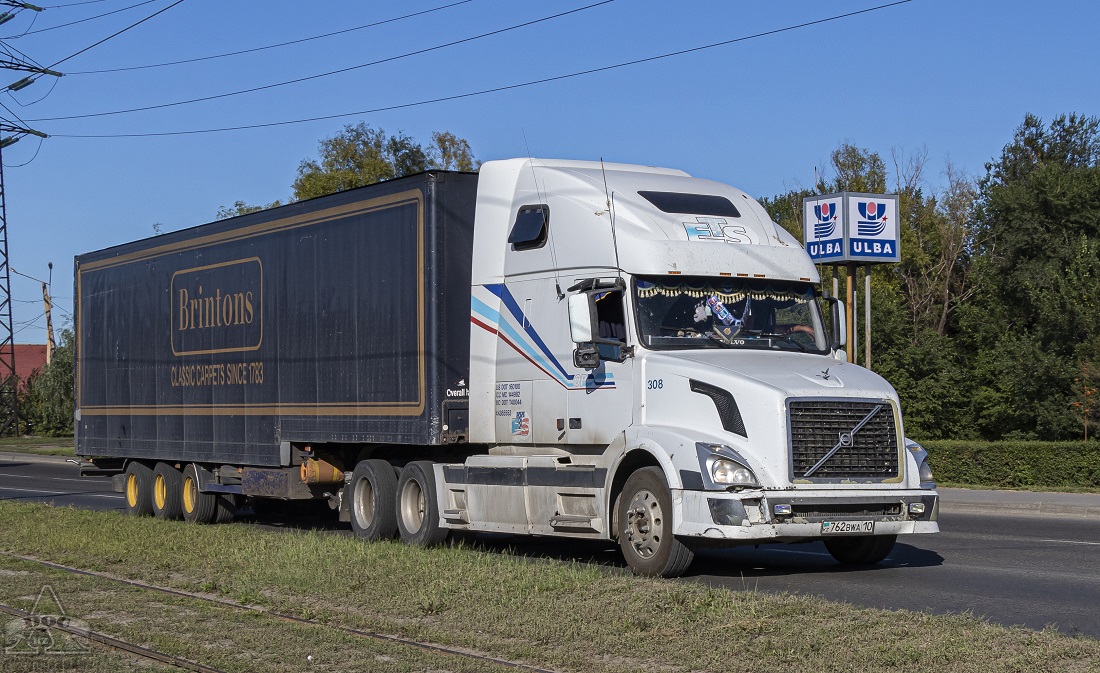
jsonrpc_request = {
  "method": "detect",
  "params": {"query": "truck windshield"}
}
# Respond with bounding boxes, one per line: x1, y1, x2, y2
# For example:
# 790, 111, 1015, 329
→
633, 275, 829, 353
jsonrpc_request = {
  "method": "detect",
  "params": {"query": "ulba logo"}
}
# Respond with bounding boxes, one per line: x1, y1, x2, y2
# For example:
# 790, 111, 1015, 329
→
171, 258, 263, 356
812, 202, 837, 238
856, 201, 888, 236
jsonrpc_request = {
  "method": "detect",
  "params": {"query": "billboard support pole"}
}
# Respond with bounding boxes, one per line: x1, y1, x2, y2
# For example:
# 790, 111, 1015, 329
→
845, 262, 855, 364
864, 264, 872, 371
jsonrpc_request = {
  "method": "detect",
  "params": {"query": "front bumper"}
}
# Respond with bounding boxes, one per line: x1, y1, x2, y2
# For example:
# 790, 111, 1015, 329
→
674, 488, 939, 542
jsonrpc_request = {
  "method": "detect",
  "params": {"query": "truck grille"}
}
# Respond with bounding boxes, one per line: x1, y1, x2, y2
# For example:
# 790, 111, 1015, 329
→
788, 400, 900, 481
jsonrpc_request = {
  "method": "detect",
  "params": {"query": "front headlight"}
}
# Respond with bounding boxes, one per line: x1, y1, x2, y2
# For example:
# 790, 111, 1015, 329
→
708, 456, 759, 487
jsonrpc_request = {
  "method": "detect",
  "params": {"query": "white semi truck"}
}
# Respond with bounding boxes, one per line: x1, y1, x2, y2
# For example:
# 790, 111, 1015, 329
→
77, 158, 938, 578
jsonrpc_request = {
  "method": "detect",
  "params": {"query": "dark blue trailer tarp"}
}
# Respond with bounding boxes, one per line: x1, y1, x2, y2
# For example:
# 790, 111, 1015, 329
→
75, 171, 477, 465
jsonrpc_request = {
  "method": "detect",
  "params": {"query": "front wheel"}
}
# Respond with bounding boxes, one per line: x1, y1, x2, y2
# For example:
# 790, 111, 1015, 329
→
616, 467, 694, 578
824, 534, 897, 565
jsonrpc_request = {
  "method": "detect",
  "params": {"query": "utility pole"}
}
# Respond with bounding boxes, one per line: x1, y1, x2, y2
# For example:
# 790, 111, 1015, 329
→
42, 262, 53, 365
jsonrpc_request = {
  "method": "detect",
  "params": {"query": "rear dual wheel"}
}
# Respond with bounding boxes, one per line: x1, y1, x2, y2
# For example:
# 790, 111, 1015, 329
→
152, 463, 183, 520
181, 463, 235, 524
349, 459, 398, 541
124, 462, 154, 517
396, 461, 448, 546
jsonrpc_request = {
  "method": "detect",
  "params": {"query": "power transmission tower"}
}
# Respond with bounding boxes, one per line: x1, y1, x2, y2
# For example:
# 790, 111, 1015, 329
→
0, 1, 51, 435
0, 140, 17, 435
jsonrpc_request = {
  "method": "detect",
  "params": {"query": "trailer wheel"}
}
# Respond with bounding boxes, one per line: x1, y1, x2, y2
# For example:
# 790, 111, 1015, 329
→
824, 535, 897, 565
152, 463, 183, 520
396, 461, 448, 547
181, 464, 216, 524
124, 462, 154, 517
350, 459, 399, 540
617, 467, 694, 578
212, 494, 237, 524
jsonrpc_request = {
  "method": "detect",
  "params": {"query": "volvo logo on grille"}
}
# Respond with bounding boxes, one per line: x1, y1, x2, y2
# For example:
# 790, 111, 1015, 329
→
803, 404, 884, 478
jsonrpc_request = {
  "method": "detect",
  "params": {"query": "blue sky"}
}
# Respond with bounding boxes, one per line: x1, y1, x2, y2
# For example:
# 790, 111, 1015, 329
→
2, 0, 1098, 343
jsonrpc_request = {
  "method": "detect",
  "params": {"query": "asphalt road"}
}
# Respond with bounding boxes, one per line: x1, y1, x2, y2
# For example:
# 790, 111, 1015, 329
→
2, 457, 1098, 637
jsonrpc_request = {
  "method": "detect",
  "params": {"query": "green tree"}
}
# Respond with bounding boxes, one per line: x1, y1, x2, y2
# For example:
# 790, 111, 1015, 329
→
215, 199, 284, 220
292, 123, 478, 201
963, 113, 1100, 439
428, 131, 478, 171
21, 328, 75, 436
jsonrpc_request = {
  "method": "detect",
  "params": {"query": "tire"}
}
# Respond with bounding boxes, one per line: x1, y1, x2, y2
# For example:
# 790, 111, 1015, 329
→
349, 459, 399, 540
617, 467, 694, 578
824, 534, 897, 565
395, 461, 448, 547
212, 494, 237, 524
152, 463, 184, 520
123, 462, 154, 517
181, 463, 216, 524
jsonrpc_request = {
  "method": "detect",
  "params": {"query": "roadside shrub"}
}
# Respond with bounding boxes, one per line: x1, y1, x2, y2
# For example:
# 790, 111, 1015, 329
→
19, 328, 74, 436
923, 440, 1100, 488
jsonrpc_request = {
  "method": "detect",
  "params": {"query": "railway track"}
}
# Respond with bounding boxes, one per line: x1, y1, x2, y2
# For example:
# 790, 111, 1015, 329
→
0, 550, 559, 673
0, 601, 226, 672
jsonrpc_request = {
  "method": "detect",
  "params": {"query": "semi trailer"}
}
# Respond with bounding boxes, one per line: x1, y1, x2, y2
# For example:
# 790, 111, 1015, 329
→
75, 158, 938, 577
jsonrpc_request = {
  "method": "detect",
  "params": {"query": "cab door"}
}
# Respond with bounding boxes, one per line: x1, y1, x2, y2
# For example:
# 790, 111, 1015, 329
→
491, 275, 569, 445
566, 287, 635, 445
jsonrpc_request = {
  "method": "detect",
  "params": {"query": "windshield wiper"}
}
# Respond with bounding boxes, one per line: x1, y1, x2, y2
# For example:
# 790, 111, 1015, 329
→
705, 331, 736, 348
759, 332, 811, 352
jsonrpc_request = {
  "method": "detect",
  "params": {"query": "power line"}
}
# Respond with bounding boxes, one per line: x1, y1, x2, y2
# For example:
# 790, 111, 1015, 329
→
28, 0, 613, 122
0, 97, 32, 127
47, 0, 915, 139
7, 74, 59, 106
14, 311, 43, 326
41, 0, 111, 7
10, 266, 45, 282
44, 0, 185, 71
1, 132, 41, 164
66, 0, 475, 75
1, 10, 38, 39
5, 0, 156, 38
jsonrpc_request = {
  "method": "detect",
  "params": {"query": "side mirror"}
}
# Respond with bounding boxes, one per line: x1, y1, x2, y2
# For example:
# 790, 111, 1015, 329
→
826, 296, 847, 349
568, 293, 595, 343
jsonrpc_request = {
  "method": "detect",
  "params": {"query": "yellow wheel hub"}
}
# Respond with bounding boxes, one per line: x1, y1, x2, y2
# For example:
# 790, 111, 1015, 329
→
126, 473, 138, 507
154, 474, 166, 509
183, 477, 195, 513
